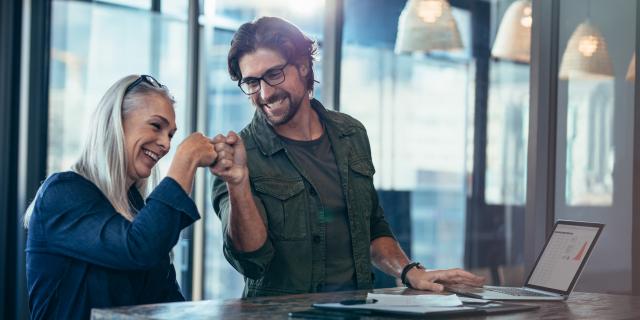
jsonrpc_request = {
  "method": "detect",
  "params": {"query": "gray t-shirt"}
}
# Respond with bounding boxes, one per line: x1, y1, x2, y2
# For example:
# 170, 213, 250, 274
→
281, 131, 356, 292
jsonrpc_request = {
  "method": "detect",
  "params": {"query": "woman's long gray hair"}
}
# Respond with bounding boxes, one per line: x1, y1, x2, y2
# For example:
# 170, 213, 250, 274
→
24, 75, 175, 227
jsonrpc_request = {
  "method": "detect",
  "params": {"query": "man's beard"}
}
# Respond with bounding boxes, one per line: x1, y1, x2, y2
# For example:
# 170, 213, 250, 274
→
256, 89, 303, 126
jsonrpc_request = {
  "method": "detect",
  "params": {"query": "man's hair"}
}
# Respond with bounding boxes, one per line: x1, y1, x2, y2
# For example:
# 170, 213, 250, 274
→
228, 16, 318, 91
23, 75, 174, 228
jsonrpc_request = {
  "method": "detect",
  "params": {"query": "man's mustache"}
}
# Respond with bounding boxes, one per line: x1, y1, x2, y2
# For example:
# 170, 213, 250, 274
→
258, 92, 289, 106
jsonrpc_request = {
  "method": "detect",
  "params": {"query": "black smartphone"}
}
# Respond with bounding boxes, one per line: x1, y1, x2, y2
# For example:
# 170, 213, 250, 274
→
288, 308, 360, 319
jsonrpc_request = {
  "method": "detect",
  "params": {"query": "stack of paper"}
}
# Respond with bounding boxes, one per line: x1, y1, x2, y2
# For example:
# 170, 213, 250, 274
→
366, 293, 463, 307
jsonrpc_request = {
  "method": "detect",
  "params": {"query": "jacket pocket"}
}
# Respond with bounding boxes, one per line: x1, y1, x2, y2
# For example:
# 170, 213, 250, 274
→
350, 157, 376, 177
253, 177, 308, 240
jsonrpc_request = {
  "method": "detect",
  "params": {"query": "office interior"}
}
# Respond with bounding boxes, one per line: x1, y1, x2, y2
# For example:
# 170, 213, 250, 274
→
1, 0, 639, 319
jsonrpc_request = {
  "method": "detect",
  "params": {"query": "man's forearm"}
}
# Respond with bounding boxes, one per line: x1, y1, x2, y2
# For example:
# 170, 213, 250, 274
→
227, 178, 267, 252
370, 236, 411, 278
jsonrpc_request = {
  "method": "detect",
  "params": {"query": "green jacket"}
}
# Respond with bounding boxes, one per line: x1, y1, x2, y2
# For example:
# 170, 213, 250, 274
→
212, 99, 394, 297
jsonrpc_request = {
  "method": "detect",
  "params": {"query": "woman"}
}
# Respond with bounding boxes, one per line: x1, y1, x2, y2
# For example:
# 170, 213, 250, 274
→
24, 75, 216, 319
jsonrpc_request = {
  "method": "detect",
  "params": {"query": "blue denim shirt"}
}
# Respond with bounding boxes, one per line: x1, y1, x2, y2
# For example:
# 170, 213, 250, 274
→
26, 172, 200, 320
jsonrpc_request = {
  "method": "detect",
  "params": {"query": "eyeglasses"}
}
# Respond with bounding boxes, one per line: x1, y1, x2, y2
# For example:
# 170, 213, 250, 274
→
238, 63, 288, 95
125, 75, 164, 95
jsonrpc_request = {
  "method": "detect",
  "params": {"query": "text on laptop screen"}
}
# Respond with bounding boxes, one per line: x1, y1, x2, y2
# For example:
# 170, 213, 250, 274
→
527, 224, 600, 292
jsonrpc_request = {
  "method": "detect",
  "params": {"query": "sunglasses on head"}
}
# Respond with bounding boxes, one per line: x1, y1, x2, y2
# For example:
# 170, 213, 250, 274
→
125, 75, 163, 95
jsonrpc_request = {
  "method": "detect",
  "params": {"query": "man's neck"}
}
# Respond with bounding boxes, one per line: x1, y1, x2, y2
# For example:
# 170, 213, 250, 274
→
273, 98, 323, 141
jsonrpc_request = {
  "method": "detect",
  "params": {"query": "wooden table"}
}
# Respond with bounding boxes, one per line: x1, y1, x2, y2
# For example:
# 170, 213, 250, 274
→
91, 287, 640, 319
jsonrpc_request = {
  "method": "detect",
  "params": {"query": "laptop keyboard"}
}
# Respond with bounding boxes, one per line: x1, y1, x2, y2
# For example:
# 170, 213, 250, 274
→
486, 287, 552, 297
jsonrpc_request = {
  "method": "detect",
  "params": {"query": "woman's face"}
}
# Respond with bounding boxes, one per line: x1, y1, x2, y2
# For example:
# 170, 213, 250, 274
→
123, 94, 176, 185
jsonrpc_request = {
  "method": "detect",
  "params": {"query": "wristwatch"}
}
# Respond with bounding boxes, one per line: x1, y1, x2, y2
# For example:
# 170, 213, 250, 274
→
400, 262, 425, 288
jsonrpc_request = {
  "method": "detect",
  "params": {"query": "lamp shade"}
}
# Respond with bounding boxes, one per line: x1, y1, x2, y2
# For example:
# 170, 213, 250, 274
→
626, 53, 635, 81
558, 21, 614, 80
491, 0, 532, 63
395, 0, 463, 54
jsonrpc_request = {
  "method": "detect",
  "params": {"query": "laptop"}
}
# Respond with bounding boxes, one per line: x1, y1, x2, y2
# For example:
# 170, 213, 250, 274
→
447, 220, 604, 301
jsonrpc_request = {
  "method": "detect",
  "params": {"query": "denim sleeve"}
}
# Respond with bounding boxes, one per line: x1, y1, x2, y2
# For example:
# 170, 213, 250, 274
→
212, 176, 275, 279
28, 174, 200, 270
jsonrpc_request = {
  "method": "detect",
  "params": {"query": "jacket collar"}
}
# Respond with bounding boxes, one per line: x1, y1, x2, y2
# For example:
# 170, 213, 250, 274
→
249, 98, 354, 156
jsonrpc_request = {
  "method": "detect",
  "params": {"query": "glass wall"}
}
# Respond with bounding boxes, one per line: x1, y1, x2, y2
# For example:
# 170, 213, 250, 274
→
340, 0, 530, 286
39, 0, 640, 302
482, 0, 532, 283
48, 0, 190, 287
341, 0, 474, 276
340, 47, 473, 270
555, 0, 636, 293
200, 0, 325, 300
47, 0, 327, 302
486, 61, 529, 207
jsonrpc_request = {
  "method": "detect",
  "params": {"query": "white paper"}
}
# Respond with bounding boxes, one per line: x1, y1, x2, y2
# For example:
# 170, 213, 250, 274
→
366, 293, 463, 307
459, 296, 490, 304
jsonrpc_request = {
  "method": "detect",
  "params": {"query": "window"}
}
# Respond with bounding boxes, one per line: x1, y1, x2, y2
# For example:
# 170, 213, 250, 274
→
48, 0, 190, 287
554, 0, 636, 293
485, 60, 529, 206
201, 0, 325, 300
97, 0, 151, 10
340, 1, 473, 273
341, 0, 530, 286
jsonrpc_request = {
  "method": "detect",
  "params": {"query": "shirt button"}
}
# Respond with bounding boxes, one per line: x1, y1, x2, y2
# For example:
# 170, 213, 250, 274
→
313, 235, 321, 243
309, 188, 317, 196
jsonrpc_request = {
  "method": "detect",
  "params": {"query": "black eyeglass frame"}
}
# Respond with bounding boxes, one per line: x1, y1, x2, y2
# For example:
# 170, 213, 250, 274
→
237, 63, 289, 95
125, 75, 164, 95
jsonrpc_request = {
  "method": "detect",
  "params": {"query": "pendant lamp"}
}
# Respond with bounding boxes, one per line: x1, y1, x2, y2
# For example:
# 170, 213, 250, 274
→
491, 0, 532, 63
558, 20, 613, 80
626, 54, 635, 81
395, 0, 463, 53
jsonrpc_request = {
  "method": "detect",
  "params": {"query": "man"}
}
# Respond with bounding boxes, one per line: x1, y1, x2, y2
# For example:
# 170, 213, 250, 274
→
211, 16, 484, 297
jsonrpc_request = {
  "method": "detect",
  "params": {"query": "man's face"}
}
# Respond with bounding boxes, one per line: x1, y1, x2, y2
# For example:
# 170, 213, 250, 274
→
238, 48, 308, 126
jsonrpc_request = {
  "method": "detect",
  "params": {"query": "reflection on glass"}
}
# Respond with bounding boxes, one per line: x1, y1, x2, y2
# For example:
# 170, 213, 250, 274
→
471, 1, 532, 283
555, 0, 635, 293
395, 0, 464, 53
342, 0, 531, 285
202, 0, 324, 38
202, 29, 249, 300
341, 46, 471, 270
161, 1, 188, 19
558, 21, 614, 80
565, 80, 614, 206
485, 60, 529, 206
491, 0, 532, 63
97, 0, 150, 10
49, 0, 189, 287
626, 54, 635, 81
342, 2, 475, 276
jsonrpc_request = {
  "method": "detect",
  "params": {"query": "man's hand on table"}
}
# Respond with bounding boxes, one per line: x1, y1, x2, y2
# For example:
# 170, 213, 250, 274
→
405, 268, 485, 292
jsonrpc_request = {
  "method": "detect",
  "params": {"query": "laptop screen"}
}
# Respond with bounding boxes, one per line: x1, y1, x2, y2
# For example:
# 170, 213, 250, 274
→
526, 221, 603, 293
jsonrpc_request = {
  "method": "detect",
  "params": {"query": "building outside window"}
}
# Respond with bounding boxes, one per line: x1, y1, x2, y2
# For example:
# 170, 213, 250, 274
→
48, 0, 190, 289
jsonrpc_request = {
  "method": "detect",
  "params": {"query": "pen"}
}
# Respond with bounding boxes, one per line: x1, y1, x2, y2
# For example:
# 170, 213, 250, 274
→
339, 299, 378, 305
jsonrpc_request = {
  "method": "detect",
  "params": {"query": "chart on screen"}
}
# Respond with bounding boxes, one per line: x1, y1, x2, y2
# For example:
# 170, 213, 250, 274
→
527, 224, 600, 291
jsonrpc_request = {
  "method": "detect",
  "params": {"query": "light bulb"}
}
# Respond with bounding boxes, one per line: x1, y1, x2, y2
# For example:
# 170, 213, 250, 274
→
578, 35, 599, 57
418, 0, 444, 23
520, 5, 532, 28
